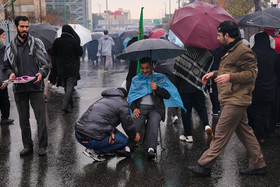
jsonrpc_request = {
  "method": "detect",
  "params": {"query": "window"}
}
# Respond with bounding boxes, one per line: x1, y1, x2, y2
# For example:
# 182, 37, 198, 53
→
21, 5, 34, 12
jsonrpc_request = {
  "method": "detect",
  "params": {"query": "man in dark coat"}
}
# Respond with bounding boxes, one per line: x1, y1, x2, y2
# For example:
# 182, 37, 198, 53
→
52, 25, 83, 113
247, 31, 279, 143
75, 88, 140, 162
0, 28, 14, 125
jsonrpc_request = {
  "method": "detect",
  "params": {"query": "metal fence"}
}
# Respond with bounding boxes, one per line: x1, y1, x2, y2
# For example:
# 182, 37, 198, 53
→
0, 20, 16, 44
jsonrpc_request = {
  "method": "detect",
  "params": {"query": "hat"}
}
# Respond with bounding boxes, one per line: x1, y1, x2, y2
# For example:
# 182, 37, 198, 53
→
117, 87, 128, 98
0, 28, 4, 35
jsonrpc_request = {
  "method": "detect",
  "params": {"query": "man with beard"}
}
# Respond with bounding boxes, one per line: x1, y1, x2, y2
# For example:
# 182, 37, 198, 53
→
188, 21, 266, 176
3, 16, 49, 156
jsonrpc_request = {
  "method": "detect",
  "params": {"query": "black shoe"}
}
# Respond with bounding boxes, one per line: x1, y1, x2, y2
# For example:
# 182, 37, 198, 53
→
20, 148, 33, 156
1, 118, 14, 124
239, 167, 267, 175
148, 150, 156, 159
188, 165, 211, 176
38, 148, 47, 156
116, 149, 131, 158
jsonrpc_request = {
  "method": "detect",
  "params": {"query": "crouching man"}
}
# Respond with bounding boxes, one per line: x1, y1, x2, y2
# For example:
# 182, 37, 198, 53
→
75, 88, 140, 162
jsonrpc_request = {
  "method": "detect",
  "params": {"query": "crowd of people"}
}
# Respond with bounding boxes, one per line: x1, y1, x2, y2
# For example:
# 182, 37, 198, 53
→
1, 16, 280, 177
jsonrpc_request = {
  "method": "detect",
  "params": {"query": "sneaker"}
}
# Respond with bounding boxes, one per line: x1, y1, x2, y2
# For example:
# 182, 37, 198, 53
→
116, 149, 131, 158
205, 125, 214, 142
239, 166, 267, 175
1, 118, 14, 125
172, 115, 179, 124
179, 135, 193, 143
188, 165, 211, 176
147, 148, 156, 159
83, 149, 106, 162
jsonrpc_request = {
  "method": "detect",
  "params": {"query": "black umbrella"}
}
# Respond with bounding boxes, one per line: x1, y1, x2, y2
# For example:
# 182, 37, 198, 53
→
29, 23, 57, 50
120, 30, 138, 39
263, 7, 280, 18
91, 32, 103, 40
116, 38, 186, 61
238, 11, 280, 28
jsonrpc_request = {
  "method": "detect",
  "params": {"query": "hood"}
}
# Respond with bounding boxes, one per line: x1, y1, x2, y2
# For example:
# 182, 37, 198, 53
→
250, 32, 275, 49
62, 25, 75, 38
101, 88, 124, 98
102, 35, 111, 40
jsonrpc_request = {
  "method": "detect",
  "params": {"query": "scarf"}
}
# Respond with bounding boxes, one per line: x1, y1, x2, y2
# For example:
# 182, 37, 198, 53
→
9, 35, 49, 76
174, 46, 213, 95
128, 72, 186, 112
222, 37, 242, 56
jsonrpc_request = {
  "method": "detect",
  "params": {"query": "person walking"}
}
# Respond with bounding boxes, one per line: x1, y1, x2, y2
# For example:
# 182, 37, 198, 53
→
52, 25, 83, 113
98, 30, 115, 73
75, 88, 140, 162
0, 28, 14, 125
188, 21, 266, 176
247, 32, 279, 143
3, 16, 49, 156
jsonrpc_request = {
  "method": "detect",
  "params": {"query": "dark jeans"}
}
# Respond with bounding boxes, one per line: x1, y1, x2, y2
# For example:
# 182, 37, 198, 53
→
0, 87, 10, 119
76, 132, 127, 154
180, 91, 209, 136
127, 105, 161, 150
63, 77, 77, 110
14, 91, 48, 148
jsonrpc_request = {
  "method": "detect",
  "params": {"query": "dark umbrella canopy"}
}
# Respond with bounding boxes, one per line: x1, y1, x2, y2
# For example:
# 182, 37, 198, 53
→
263, 7, 280, 18
29, 23, 57, 50
116, 38, 185, 61
169, 1, 237, 50
91, 32, 103, 40
238, 11, 280, 28
120, 30, 138, 39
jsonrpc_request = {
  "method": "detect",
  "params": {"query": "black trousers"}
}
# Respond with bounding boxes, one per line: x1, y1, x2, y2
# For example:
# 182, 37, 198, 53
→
180, 90, 209, 136
0, 87, 10, 119
14, 91, 48, 148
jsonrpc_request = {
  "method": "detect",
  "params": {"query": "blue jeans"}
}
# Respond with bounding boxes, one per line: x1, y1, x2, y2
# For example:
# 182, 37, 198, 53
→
76, 132, 128, 154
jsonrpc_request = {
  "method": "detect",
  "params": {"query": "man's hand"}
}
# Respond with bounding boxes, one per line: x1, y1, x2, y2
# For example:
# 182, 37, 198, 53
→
150, 82, 157, 91
0, 82, 7, 90
214, 74, 230, 84
202, 72, 214, 84
134, 133, 140, 142
133, 108, 140, 119
108, 133, 115, 145
33, 73, 42, 84
9, 73, 16, 80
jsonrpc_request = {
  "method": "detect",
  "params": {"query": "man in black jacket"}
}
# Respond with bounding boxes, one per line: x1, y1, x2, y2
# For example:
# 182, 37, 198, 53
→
0, 28, 14, 125
75, 88, 140, 162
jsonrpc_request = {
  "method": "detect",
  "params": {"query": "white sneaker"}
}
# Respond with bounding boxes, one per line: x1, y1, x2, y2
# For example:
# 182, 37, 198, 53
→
179, 135, 193, 143
205, 125, 214, 142
83, 149, 106, 162
185, 136, 193, 143
179, 135, 186, 141
172, 115, 179, 124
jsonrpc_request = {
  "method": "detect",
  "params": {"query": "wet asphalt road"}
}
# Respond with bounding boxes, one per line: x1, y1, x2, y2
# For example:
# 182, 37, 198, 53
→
1, 60, 280, 187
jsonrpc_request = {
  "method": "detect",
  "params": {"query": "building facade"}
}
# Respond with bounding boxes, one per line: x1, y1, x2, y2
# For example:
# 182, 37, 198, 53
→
0, 0, 46, 22
45, 0, 92, 29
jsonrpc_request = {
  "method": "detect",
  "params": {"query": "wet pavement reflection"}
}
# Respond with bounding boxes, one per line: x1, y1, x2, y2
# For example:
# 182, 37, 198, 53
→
1, 60, 280, 186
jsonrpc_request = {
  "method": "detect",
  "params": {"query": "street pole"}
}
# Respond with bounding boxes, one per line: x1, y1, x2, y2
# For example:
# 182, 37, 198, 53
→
106, 0, 109, 29
164, 2, 166, 18
169, 0, 171, 19
178, 0, 180, 9
63, 0, 66, 24
12, 0, 15, 20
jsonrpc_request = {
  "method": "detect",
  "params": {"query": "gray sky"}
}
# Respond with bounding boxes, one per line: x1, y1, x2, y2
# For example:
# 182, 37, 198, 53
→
91, 0, 180, 19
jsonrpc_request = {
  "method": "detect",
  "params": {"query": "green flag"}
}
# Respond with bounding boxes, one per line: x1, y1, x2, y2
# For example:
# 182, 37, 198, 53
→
137, 7, 144, 74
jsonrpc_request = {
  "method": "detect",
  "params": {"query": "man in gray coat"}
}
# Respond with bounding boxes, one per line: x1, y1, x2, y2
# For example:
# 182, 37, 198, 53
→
3, 16, 49, 156
98, 30, 115, 73
75, 88, 140, 162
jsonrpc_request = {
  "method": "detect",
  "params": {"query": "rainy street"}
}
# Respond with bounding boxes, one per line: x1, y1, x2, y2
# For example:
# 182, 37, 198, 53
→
1, 60, 280, 187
